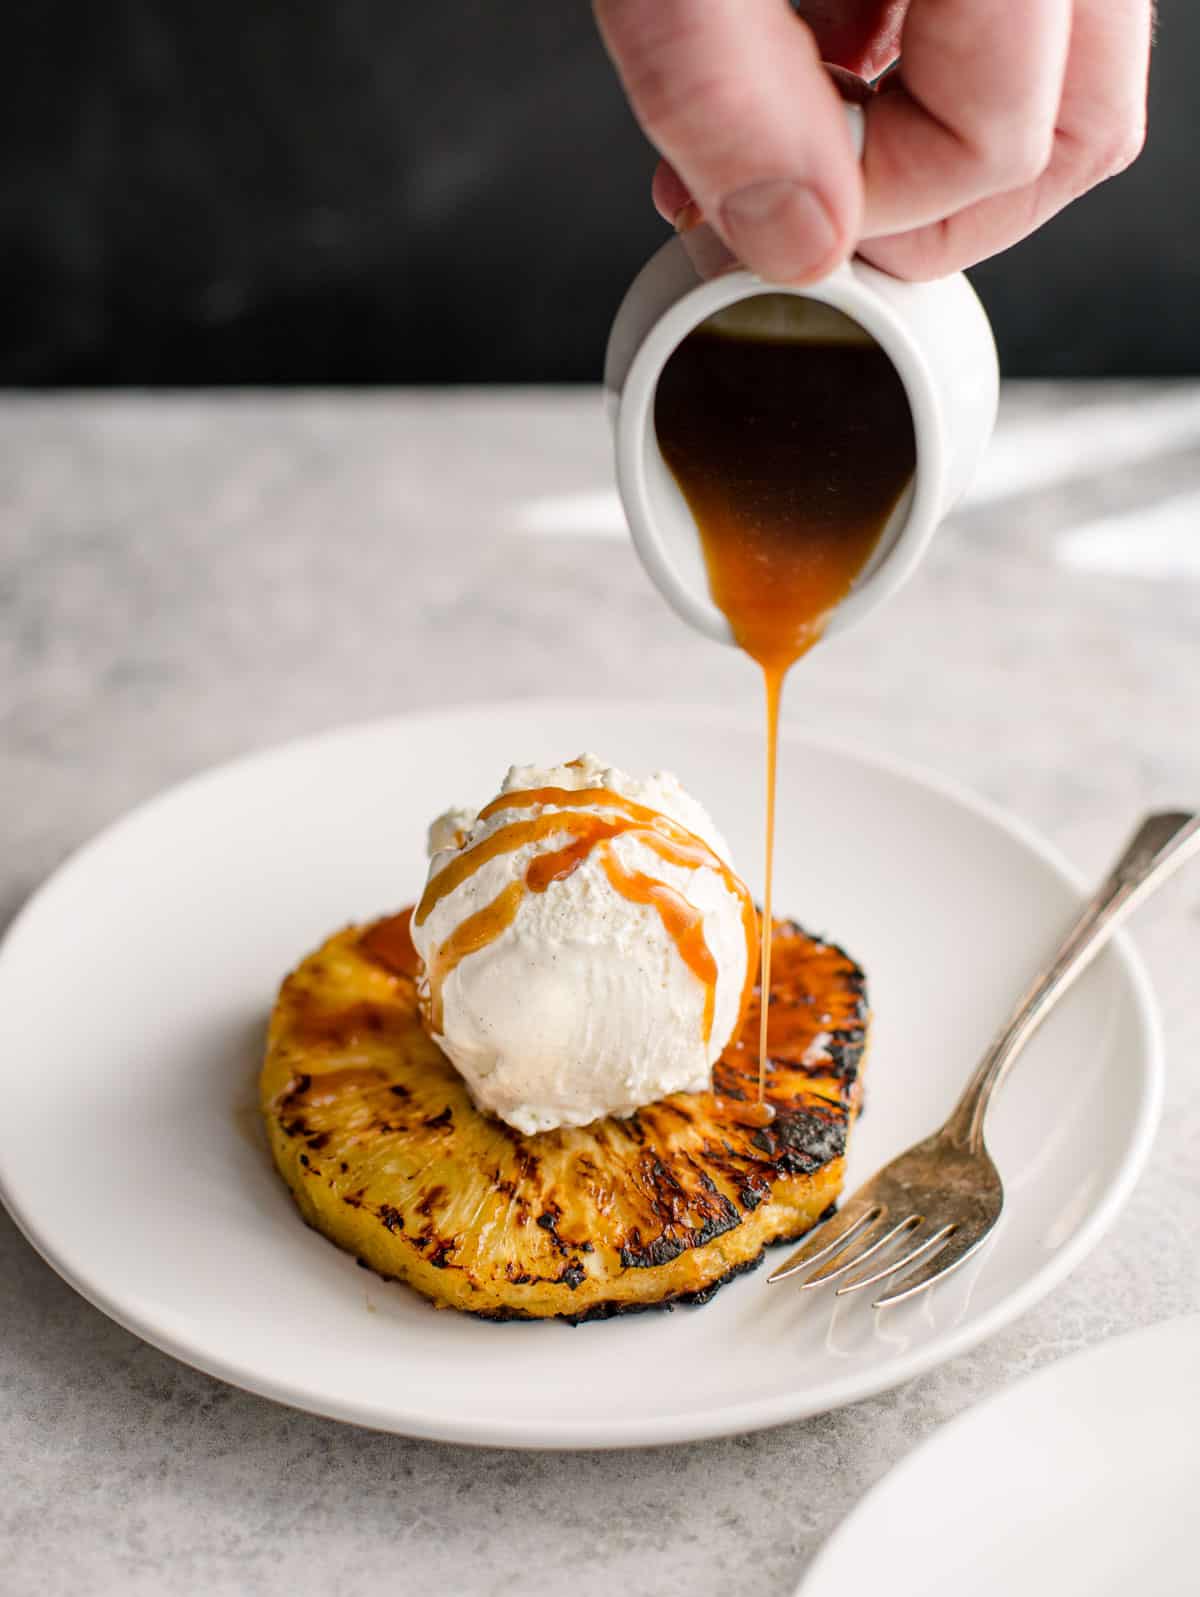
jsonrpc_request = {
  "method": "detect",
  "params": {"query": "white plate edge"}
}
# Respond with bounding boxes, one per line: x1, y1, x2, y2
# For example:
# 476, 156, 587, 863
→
0, 699, 1166, 1449
794, 1312, 1200, 1596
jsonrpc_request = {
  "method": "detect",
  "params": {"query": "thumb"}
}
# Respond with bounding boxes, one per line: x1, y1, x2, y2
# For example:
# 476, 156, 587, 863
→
595, 0, 863, 283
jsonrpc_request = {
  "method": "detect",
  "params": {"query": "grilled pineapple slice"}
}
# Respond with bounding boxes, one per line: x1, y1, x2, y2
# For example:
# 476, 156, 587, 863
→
261, 909, 868, 1320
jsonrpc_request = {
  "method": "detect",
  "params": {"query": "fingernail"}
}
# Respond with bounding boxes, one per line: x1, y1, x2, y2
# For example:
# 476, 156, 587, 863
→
719, 180, 839, 283
677, 221, 739, 282
674, 201, 739, 281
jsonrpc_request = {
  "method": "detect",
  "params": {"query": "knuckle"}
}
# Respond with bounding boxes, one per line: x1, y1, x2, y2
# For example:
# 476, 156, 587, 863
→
867, 227, 954, 284
977, 124, 1055, 190
1085, 118, 1147, 185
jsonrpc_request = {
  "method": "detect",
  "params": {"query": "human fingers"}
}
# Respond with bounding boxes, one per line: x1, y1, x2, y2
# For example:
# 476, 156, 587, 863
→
793, 0, 909, 79
595, 0, 863, 282
651, 158, 691, 225
858, 0, 1074, 240
650, 63, 873, 227
859, 0, 1151, 277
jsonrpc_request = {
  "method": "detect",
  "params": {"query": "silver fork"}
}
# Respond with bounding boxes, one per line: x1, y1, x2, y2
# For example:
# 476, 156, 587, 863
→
768, 810, 1200, 1310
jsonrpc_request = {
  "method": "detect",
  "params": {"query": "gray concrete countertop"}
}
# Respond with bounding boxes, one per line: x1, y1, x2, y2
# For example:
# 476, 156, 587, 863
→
2, 385, 1199, 1596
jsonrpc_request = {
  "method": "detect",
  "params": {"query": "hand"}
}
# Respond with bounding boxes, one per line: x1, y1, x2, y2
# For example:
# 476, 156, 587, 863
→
594, 0, 1152, 281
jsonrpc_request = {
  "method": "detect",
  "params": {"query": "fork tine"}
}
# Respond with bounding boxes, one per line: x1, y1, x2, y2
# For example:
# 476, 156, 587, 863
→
766, 1201, 885, 1285
835, 1223, 957, 1297
799, 1214, 923, 1290
871, 1224, 994, 1309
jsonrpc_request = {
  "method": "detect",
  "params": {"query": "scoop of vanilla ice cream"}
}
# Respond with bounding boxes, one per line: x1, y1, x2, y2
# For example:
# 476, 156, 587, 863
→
409, 754, 753, 1135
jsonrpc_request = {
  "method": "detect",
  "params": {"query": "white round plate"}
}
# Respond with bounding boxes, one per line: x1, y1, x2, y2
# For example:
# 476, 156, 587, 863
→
0, 702, 1162, 1449
798, 1314, 1200, 1597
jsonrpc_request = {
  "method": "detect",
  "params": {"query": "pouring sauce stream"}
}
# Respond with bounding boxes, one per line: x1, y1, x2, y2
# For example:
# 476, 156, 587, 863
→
654, 297, 916, 1112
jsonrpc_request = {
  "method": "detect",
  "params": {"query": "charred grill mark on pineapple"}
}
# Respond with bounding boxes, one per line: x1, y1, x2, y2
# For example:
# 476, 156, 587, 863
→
468, 1249, 779, 1323
415, 1185, 447, 1217
261, 913, 868, 1320
755, 1105, 848, 1173
618, 1176, 743, 1269
656, 1100, 699, 1125
535, 1209, 570, 1254
491, 1199, 842, 1323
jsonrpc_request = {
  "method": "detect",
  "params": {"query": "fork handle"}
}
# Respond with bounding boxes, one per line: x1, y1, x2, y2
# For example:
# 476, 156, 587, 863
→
945, 810, 1200, 1151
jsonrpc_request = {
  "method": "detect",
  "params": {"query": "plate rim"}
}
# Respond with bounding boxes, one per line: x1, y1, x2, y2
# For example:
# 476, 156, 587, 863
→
794, 1313, 1200, 1596
0, 699, 1166, 1449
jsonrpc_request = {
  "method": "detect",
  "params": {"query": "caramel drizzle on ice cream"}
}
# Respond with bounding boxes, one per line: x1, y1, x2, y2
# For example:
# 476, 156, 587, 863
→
415, 786, 758, 1041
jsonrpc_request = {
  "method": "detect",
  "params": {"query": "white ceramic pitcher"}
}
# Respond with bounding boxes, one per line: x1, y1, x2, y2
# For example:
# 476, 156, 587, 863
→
604, 106, 999, 648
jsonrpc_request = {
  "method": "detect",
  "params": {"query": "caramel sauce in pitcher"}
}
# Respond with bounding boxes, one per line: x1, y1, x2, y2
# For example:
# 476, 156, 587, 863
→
655, 296, 916, 1114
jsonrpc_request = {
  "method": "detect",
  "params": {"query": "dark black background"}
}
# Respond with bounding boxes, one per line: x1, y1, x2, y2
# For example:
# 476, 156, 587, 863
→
2, 1, 1193, 385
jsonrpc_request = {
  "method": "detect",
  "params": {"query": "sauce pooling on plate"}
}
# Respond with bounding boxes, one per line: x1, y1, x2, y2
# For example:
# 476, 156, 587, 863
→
655, 295, 916, 1117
